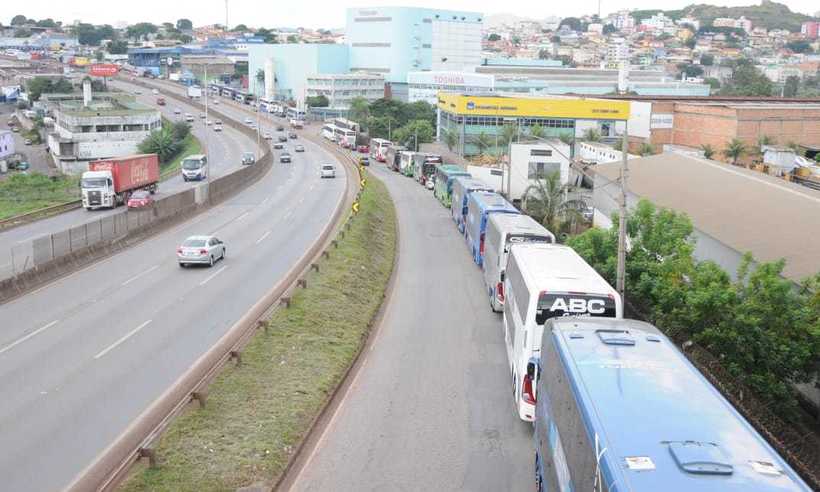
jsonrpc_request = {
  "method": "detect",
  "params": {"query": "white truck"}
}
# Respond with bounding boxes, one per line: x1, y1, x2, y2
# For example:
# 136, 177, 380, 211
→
187, 86, 202, 99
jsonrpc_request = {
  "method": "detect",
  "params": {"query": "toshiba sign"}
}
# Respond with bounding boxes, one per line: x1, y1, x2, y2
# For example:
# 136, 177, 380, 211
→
89, 64, 119, 77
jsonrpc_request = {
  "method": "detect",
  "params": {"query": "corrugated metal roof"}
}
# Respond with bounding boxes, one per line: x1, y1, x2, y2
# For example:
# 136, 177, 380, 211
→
595, 153, 820, 281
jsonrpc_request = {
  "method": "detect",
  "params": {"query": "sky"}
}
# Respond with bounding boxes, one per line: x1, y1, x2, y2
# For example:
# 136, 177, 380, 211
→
5, 0, 819, 30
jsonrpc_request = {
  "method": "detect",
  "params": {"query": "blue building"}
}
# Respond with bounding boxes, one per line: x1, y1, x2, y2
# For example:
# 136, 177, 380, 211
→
247, 44, 350, 101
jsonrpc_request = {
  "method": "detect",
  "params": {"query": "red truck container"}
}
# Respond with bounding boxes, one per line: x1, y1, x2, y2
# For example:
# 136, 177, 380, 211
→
88, 154, 160, 194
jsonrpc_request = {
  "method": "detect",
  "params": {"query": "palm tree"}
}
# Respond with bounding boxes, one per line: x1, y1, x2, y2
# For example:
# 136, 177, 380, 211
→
529, 123, 546, 139
757, 134, 775, 148
522, 171, 588, 234
138, 127, 179, 163
500, 123, 519, 146
722, 138, 746, 165
348, 97, 370, 127
441, 128, 458, 151
255, 68, 264, 85
471, 132, 494, 155
613, 139, 623, 151
638, 143, 655, 156
558, 132, 574, 146
701, 144, 715, 160
582, 128, 601, 142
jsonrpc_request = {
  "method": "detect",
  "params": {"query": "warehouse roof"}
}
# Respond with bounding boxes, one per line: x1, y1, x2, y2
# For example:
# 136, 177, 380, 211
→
595, 153, 820, 282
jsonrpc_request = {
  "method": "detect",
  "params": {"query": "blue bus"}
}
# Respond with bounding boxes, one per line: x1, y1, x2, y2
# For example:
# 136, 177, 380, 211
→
450, 177, 495, 234
533, 317, 812, 492
464, 192, 519, 267
433, 165, 471, 208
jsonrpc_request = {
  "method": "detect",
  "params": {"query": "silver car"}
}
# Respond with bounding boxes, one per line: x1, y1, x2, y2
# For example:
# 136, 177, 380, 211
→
321, 164, 336, 178
177, 235, 226, 267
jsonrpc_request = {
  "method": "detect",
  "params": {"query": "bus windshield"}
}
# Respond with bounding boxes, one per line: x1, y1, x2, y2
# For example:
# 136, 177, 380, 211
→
535, 293, 616, 325
182, 159, 204, 170
504, 234, 553, 253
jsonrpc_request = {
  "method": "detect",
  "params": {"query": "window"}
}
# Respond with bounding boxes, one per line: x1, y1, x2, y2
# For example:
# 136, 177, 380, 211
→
528, 161, 561, 180
530, 149, 552, 157
506, 255, 530, 324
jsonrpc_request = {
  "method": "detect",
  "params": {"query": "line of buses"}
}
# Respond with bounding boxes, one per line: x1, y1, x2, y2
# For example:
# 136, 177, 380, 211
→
350, 140, 813, 491
206, 83, 306, 121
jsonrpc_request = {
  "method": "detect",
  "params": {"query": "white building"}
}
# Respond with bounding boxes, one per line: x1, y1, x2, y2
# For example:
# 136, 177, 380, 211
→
431, 17, 483, 72
44, 90, 161, 174
305, 73, 385, 109
605, 40, 630, 69
641, 13, 675, 32
407, 71, 495, 105
713, 16, 753, 34
609, 10, 635, 32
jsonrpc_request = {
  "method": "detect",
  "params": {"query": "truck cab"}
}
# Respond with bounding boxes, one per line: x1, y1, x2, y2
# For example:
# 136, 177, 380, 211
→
81, 170, 117, 209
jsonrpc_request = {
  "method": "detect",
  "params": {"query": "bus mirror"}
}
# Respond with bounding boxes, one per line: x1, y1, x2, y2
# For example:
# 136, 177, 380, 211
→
527, 357, 539, 380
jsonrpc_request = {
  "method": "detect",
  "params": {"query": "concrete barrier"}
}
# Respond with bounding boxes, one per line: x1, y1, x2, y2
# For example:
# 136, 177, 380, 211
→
51, 230, 71, 259
32, 236, 53, 266
86, 220, 102, 247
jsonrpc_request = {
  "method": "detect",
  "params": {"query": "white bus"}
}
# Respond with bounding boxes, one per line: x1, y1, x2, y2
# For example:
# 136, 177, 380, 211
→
370, 138, 391, 162
333, 127, 356, 148
332, 117, 359, 132
258, 97, 276, 113
322, 123, 337, 142
503, 243, 621, 421
483, 214, 555, 313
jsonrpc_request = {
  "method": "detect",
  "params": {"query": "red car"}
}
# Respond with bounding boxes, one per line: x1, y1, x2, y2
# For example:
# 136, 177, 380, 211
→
357, 144, 370, 154
127, 190, 154, 209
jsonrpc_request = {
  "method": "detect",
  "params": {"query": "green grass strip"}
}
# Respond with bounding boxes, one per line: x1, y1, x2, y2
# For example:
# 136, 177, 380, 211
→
120, 176, 397, 491
0, 172, 80, 221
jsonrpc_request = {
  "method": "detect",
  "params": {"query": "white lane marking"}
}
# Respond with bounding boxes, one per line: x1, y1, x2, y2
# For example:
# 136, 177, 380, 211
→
94, 320, 152, 360
236, 211, 250, 221
199, 265, 228, 286
0, 320, 59, 355
284, 209, 293, 220
255, 231, 271, 244
121, 265, 159, 286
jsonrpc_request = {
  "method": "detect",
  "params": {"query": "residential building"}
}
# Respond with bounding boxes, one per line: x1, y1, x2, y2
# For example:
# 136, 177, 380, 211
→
640, 13, 675, 33
305, 73, 385, 108
608, 10, 635, 33
605, 40, 630, 69
713, 16, 753, 34
435, 93, 630, 157
248, 44, 350, 101
345, 7, 483, 86
44, 91, 162, 174
802, 21, 820, 40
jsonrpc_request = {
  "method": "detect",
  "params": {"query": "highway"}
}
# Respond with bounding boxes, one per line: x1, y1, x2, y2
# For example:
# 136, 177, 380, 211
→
0, 105, 347, 490
290, 161, 532, 491
0, 78, 256, 281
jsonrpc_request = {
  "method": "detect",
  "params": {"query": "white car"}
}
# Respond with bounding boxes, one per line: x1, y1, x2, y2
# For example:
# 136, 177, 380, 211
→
213, 124, 223, 132
173, 108, 182, 115
177, 235, 225, 267
321, 164, 336, 179
206, 119, 213, 125
185, 113, 194, 122
212, 99, 219, 105
244, 117, 253, 126
152, 89, 159, 95
263, 132, 273, 140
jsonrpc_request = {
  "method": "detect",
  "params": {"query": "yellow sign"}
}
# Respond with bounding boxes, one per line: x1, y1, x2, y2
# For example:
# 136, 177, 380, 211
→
437, 93, 630, 120
360, 178, 367, 188
352, 202, 360, 213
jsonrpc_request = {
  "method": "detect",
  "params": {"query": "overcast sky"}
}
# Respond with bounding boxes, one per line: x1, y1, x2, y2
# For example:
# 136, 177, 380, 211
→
6, 0, 819, 30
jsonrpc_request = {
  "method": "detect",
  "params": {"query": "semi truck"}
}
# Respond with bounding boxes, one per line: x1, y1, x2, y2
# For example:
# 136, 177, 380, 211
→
81, 154, 160, 210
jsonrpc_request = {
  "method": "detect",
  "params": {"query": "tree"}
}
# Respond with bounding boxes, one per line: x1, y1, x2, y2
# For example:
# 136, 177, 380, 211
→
529, 124, 546, 139
582, 128, 601, 142
470, 132, 494, 155
107, 40, 128, 54
700, 53, 714, 66
171, 121, 191, 141
677, 63, 703, 78
255, 68, 265, 86
348, 97, 370, 126
722, 138, 746, 165
638, 143, 655, 156
365, 115, 397, 140
11, 15, 27, 26
138, 127, 180, 163
499, 124, 519, 151
95, 50, 104, 61
487, 33, 501, 42
26, 77, 73, 101
704, 77, 721, 91
392, 120, 435, 151
256, 28, 277, 43
126, 22, 158, 41
720, 59, 773, 97
306, 95, 329, 107
684, 37, 696, 49
783, 75, 799, 98
36, 18, 57, 28
757, 134, 775, 150
559, 17, 583, 32
176, 18, 193, 31
786, 40, 811, 54
700, 144, 715, 159
522, 171, 588, 234
441, 128, 459, 151
287, 34, 298, 43
232, 24, 249, 32
13, 29, 31, 38
602, 24, 617, 35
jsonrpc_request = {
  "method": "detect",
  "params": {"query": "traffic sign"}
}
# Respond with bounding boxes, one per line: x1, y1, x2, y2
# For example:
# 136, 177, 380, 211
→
352, 201, 360, 213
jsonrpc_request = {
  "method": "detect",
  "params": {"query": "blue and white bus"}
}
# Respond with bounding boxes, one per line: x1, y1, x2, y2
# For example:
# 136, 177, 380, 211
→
464, 191, 519, 266
533, 317, 812, 492
450, 177, 495, 233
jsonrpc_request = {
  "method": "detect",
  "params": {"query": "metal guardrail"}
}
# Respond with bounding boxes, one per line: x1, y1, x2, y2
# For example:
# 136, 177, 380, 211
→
64, 89, 360, 492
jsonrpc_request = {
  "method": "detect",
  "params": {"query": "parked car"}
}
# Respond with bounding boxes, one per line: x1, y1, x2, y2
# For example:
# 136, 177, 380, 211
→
156, 97, 166, 106
127, 190, 154, 209
278, 135, 287, 143
241, 152, 255, 165
280, 152, 292, 163
212, 99, 219, 105
357, 144, 370, 154
273, 142, 285, 150
321, 164, 336, 178
294, 144, 305, 152
177, 235, 225, 267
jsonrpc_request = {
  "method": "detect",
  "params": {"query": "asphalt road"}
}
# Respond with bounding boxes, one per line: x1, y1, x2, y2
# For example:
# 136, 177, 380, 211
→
289, 161, 532, 491
0, 115, 346, 491
0, 79, 256, 281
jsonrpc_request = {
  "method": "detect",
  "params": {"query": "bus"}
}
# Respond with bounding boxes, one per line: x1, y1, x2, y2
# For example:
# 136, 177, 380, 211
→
234, 91, 252, 104
332, 117, 359, 132
398, 151, 417, 177
287, 107, 305, 120
370, 138, 392, 162
482, 214, 554, 313
433, 164, 471, 208
333, 127, 357, 148
534, 317, 812, 492
464, 192, 519, 266
322, 123, 337, 142
414, 153, 442, 185
450, 177, 495, 232
504, 243, 621, 421
385, 145, 406, 172
258, 97, 276, 113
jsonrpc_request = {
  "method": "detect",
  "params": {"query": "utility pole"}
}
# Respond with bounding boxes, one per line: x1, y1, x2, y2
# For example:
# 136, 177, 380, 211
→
204, 63, 210, 182
255, 77, 261, 157
225, 0, 229, 31
616, 125, 629, 300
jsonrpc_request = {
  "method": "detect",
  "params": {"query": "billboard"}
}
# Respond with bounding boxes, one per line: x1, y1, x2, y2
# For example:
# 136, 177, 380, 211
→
89, 64, 119, 77
437, 93, 631, 120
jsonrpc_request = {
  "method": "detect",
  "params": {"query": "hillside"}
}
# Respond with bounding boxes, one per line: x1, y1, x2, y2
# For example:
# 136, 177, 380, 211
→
633, 1, 813, 32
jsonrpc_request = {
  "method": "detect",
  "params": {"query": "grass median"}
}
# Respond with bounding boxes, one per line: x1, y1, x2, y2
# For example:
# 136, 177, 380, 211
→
120, 175, 397, 492
0, 173, 80, 221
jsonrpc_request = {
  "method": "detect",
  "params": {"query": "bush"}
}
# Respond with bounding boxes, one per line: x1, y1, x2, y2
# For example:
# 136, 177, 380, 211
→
567, 200, 820, 418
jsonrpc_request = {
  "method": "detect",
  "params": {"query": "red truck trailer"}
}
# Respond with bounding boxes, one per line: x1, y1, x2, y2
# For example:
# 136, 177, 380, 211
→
82, 154, 160, 209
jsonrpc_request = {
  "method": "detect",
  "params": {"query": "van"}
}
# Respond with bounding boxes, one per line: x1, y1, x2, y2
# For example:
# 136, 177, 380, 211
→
181, 154, 208, 181
450, 177, 495, 233
483, 214, 555, 312
464, 192, 519, 267
503, 243, 621, 421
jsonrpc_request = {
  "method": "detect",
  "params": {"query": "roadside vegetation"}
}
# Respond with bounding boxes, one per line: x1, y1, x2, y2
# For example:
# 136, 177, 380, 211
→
347, 96, 436, 151
0, 173, 79, 220
567, 199, 820, 419
139, 120, 201, 179
120, 176, 397, 491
